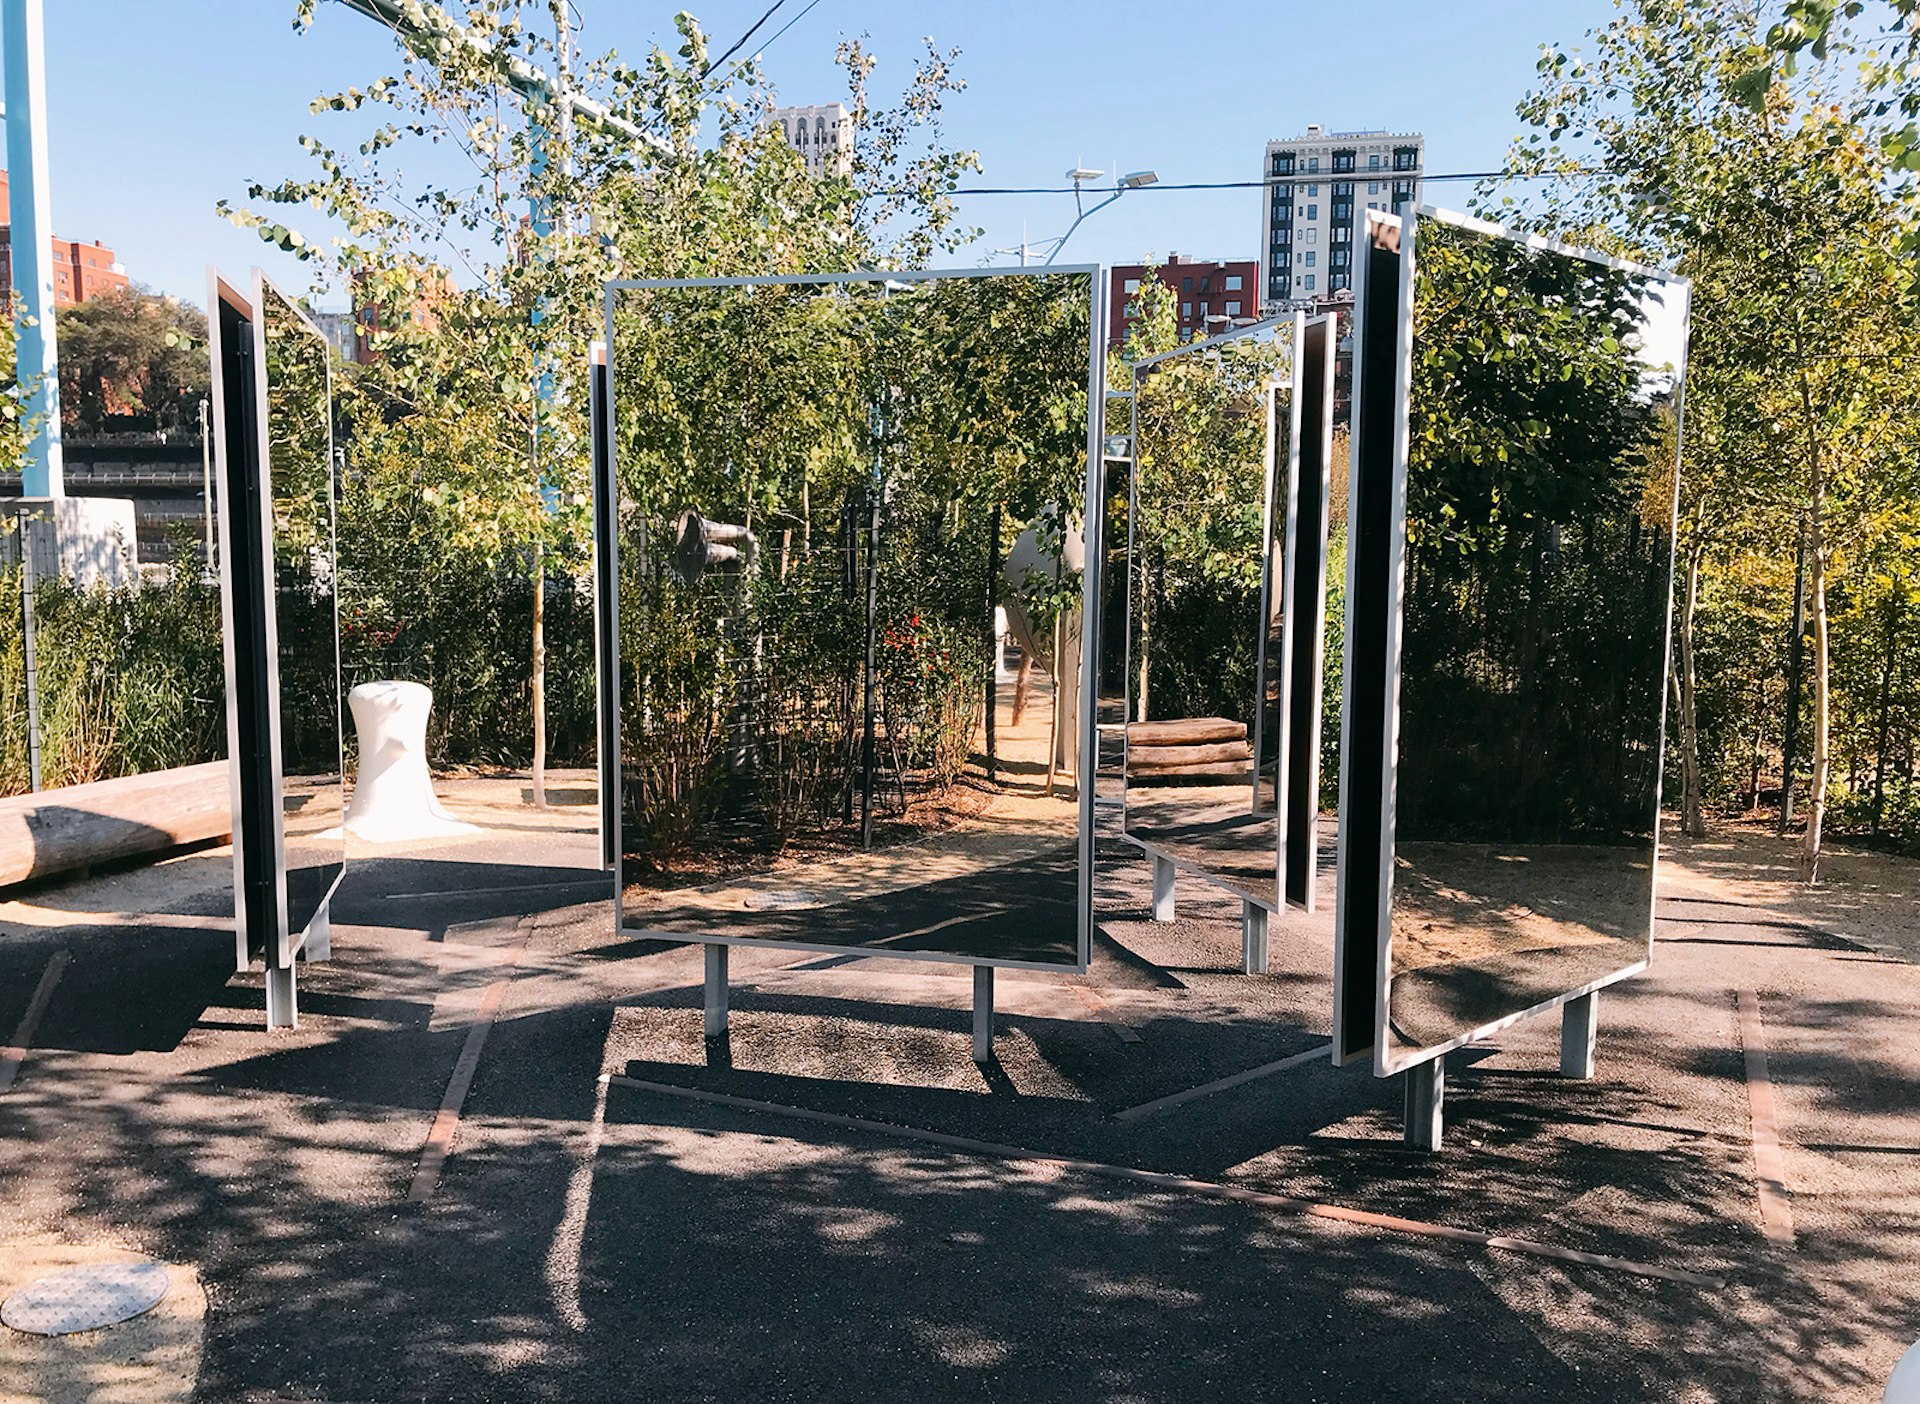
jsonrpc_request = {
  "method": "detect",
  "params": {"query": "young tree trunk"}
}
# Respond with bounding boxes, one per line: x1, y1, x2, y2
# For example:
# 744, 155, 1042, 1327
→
1871, 591, 1899, 833
1799, 374, 1829, 883
1676, 538, 1705, 837
531, 537, 549, 810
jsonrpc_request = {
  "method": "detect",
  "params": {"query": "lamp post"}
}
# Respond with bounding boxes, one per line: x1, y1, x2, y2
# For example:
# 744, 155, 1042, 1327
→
1043, 167, 1159, 265
4, 0, 64, 498
995, 167, 1158, 267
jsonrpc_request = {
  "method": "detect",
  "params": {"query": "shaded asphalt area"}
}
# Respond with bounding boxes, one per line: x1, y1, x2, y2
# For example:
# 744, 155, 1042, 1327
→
1, 803, 1916, 1402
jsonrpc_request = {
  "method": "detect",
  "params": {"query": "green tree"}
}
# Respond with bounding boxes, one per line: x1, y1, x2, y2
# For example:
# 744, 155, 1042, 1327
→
55, 287, 208, 432
1508, 0, 1920, 876
223, 2, 981, 799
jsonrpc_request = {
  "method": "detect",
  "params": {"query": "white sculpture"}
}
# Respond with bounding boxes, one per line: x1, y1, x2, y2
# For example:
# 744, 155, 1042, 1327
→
342, 680, 478, 842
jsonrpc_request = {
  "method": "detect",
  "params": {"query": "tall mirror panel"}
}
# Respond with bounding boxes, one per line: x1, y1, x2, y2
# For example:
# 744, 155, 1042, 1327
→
606, 269, 1098, 969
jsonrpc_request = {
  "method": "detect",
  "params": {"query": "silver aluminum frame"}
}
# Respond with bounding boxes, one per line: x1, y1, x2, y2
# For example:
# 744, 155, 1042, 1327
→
1331, 207, 1692, 1076
1274, 312, 1339, 913
599, 265, 1105, 974
209, 267, 345, 981
1119, 312, 1302, 915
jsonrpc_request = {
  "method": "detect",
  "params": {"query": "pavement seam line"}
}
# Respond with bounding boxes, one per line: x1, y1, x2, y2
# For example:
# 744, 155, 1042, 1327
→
0, 950, 68, 1095
1069, 981, 1144, 1044
407, 917, 535, 1203
603, 1073, 1727, 1290
1112, 1042, 1334, 1121
1735, 988, 1797, 1247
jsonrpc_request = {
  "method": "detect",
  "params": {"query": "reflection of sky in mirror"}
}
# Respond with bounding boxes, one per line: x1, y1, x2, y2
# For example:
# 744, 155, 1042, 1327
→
1630, 279, 1687, 400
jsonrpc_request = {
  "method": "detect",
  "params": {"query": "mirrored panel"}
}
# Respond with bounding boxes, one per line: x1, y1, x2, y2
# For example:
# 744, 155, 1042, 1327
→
257, 274, 345, 961
1122, 319, 1294, 909
605, 269, 1098, 969
1343, 210, 1689, 1073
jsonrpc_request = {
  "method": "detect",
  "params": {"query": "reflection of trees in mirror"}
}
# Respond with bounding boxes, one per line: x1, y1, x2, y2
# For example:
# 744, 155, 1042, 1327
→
612, 274, 1091, 871
1129, 338, 1282, 729
0, 528, 226, 794
1400, 220, 1677, 845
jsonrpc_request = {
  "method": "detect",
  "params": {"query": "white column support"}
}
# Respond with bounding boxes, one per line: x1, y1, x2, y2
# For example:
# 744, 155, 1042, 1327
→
1560, 990, 1598, 1080
1150, 854, 1176, 922
301, 906, 332, 963
1241, 901, 1269, 975
3, 0, 65, 497
972, 964, 995, 1065
1403, 1054, 1443, 1154
266, 965, 297, 1031
703, 943, 729, 1040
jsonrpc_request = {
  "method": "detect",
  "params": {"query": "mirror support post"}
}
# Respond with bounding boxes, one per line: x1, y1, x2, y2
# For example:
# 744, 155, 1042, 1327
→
1560, 991, 1598, 1080
704, 944, 729, 1040
972, 965, 995, 1064
1404, 1056, 1443, 1153
1241, 902, 1269, 974
1151, 855, 1176, 922
266, 965, 297, 1031
303, 906, 331, 962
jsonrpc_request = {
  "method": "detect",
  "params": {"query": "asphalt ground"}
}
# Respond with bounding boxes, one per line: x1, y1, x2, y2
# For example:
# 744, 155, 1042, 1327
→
0, 789, 1915, 1402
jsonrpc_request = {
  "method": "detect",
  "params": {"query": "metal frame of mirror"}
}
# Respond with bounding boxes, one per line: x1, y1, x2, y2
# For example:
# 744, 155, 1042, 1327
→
598, 267, 1104, 1063
207, 267, 347, 1031
1115, 311, 1337, 973
1334, 208, 1692, 1151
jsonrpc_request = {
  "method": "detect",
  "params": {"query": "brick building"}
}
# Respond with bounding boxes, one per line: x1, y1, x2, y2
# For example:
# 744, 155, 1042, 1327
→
0, 168, 129, 311
1108, 253, 1261, 350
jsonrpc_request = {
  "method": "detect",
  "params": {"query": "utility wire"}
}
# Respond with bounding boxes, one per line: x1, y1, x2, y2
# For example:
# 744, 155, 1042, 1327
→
757, 0, 827, 58
703, 0, 787, 76
941, 169, 1598, 197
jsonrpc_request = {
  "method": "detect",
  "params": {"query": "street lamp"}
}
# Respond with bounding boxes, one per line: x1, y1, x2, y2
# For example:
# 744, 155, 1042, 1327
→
1016, 166, 1158, 266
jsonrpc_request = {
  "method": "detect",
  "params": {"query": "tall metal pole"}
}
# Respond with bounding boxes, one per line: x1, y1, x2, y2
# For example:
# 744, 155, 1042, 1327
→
4, 0, 64, 497
19, 510, 43, 791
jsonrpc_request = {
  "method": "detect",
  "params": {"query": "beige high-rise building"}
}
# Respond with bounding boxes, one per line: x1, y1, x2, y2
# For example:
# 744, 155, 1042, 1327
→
770, 103, 853, 177
1258, 125, 1424, 310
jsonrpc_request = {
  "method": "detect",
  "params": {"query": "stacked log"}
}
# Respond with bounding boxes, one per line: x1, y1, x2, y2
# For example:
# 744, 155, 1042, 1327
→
1127, 719, 1252, 784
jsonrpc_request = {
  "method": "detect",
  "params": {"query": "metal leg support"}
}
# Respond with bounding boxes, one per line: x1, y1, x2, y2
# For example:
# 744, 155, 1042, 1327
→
1403, 1055, 1443, 1153
1241, 901, 1269, 975
972, 964, 995, 1065
704, 944, 729, 1040
1560, 990, 1598, 1080
1151, 855, 1176, 922
302, 906, 332, 963
266, 964, 297, 1031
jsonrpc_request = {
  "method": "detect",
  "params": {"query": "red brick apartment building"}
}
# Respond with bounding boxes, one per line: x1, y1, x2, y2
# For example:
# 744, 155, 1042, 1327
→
1108, 253, 1262, 350
0, 168, 129, 311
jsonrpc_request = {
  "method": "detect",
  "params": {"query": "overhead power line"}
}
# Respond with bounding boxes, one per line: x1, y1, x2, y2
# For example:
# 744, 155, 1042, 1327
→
703, 0, 787, 76
941, 169, 1597, 197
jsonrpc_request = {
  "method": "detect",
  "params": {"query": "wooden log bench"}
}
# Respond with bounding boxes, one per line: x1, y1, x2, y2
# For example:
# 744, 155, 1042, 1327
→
1127, 718, 1252, 785
0, 761, 231, 888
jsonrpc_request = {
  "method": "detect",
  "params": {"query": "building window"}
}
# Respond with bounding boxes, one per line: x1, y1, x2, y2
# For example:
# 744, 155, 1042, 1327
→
1225, 300, 1241, 316
1200, 275, 1211, 293
1304, 229, 1317, 244
1368, 181, 1379, 195
1181, 302, 1192, 318
1394, 147, 1418, 171
1333, 150, 1355, 172
1275, 152, 1295, 175
1303, 274, 1316, 291
1306, 204, 1318, 220
1182, 275, 1193, 291
1369, 154, 1381, 171
1225, 274, 1242, 291
1332, 274, 1349, 292
1308, 155, 1320, 173
1306, 184, 1319, 198
1334, 182, 1352, 197
1123, 278, 1140, 293
1304, 252, 1317, 267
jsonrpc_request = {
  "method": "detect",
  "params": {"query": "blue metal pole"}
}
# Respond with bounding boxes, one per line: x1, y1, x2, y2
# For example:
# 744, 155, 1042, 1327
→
3, 0, 62, 497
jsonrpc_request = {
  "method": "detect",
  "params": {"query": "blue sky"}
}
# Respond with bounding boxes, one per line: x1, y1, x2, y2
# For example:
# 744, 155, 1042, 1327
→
23, 0, 1621, 308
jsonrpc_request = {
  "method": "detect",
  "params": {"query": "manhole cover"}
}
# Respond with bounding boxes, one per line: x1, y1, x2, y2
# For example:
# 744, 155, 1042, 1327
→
743, 889, 822, 911
2, 1260, 170, 1336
